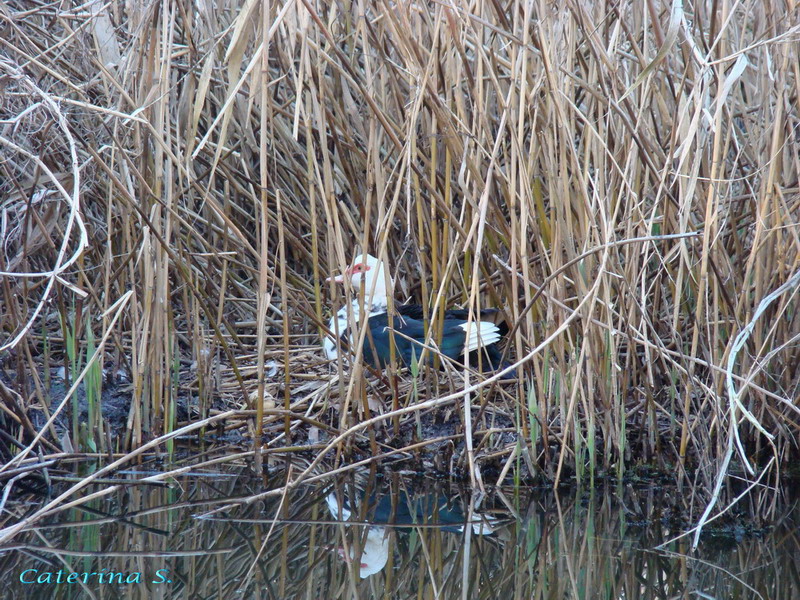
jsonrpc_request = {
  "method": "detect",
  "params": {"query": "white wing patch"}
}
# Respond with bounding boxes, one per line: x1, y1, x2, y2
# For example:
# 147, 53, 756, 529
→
324, 307, 351, 360
326, 492, 352, 520
458, 321, 500, 352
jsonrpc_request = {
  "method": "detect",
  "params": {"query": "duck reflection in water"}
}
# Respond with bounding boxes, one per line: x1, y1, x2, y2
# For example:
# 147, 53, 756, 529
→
326, 488, 497, 579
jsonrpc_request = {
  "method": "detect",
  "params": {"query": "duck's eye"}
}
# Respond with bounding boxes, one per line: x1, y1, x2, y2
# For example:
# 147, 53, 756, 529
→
352, 263, 367, 273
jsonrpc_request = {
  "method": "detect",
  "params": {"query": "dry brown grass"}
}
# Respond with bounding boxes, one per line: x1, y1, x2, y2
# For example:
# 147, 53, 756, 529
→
1, 0, 799, 543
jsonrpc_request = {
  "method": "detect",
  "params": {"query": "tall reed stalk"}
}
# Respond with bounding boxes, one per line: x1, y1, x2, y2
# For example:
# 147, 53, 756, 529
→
1, 0, 798, 517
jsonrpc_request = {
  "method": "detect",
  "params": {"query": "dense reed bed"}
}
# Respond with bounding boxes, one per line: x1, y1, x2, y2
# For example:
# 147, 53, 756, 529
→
1, 0, 799, 544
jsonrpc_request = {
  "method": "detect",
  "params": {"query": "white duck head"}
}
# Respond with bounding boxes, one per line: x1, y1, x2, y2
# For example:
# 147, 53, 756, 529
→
329, 253, 389, 300
326, 491, 389, 579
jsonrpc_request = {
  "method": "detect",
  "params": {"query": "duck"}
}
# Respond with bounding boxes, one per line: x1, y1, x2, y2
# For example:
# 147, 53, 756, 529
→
324, 253, 508, 372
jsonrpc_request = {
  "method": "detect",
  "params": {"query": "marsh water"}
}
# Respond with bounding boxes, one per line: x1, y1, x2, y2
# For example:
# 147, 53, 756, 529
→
1, 459, 798, 600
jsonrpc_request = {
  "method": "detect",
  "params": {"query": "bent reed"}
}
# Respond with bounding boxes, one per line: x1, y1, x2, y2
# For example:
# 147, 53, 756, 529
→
1, 0, 798, 539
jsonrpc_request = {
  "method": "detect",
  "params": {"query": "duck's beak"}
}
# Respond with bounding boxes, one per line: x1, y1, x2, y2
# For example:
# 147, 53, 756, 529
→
325, 269, 347, 284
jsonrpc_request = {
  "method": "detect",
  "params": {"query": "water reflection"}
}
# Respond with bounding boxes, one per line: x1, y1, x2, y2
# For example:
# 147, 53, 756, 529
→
1, 460, 798, 599
325, 482, 498, 578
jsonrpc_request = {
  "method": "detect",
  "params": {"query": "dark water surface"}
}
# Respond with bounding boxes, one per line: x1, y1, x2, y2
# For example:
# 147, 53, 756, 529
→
1, 461, 797, 599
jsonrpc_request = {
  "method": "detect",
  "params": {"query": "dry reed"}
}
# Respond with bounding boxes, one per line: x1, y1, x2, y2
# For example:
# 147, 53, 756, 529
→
1, 0, 799, 545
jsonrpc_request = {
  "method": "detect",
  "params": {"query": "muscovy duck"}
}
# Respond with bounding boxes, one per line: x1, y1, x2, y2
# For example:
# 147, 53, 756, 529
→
324, 254, 508, 371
